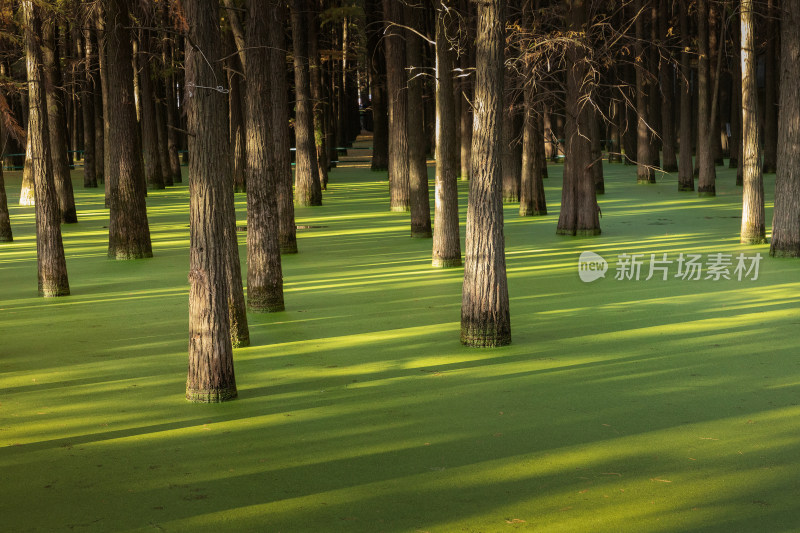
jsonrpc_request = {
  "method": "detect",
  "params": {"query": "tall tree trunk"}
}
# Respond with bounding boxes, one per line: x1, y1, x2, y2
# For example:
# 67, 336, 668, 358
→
91, 25, 105, 185
519, 79, 547, 216
383, 0, 410, 211
42, 19, 78, 223
557, 0, 600, 236
406, 4, 432, 238
184, 0, 238, 402
308, 5, 329, 190
269, 3, 298, 254
0, 118, 12, 240
432, 0, 462, 268
291, 0, 323, 206
155, 77, 172, 187
635, 0, 655, 183
501, 85, 522, 202
19, 133, 35, 205
696, 0, 716, 195
164, 47, 182, 183
771, 0, 800, 256
227, 59, 246, 193
461, 0, 510, 347
137, 29, 165, 190
729, 15, 742, 170
678, 0, 694, 190
244, 0, 285, 313
740, 0, 766, 243
104, 0, 153, 259
762, 0, 779, 174
97, 7, 112, 204
23, 0, 70, 297
459, 0, 473, 181
659, 0, 678, 172
591, 107, 605, 193
79, 28, 97, 188
367, 0, 389, 171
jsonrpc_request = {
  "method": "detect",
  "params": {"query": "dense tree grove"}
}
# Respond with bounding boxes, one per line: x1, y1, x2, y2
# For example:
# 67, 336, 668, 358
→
2, 0, 799, 400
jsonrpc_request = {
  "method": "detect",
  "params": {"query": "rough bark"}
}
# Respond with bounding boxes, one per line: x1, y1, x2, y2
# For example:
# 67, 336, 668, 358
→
308, 5, 329, 190
104, 0, 153, 259
137, 29, 165, 190
20, 130, 35, 205
461, 0, 510, 347
635, 0, 655, 183
459, 0, 473, 181
79, 29, 97, 188
519, 80, 547, 216
42, 19, 78, 222
677, 0, 694, 191
184, 0, 238, 402
696, 0, 716, 195
91, 26, 105, 185
226, 33, 246, 193
658, 0, 678, 172
291, 0, 323, 206
164, 36, 181, 183
23, 0, 70, 297
771, 0, 800, 255
762, 0, 779, 174
244, 0, 285, 313
383, 0, 410, 211
501, 86, 522, 202
369, 11, 388, 170
406, 4, 432, 238
432, 0, 462, 268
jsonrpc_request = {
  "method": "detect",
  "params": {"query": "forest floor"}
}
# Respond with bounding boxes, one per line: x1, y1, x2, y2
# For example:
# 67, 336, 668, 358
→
2, 140, 799, 532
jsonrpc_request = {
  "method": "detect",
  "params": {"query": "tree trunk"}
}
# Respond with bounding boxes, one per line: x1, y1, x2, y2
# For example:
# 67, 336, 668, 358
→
591, 107, 605, 194
740, 0, 766, 244
225, 30, 246, 193
269, 3, 298, 254
23, 0, 70, 297
461, 0, 510, 347
659, 0, 678, 172
677, 0, 694, 191
762, 0, 779, 174
79, 29, 97, 188
91, 25, 105, 185
137, 29, 165, 190
696, 0, 716, 195
383, 0, 410, 211
244, 0, 285, 313
432, 0, 462, 268
308, 5, 329, 190
368, 0, 389, 171
184, 0, 238, 402
501, 85, 522, 202
459, 0, 473, 181
557, 0, 600, 236
406, 4, 432, 238
97, 7, 112, 204
0, 129, 12, 240
42, 19, 78, 223
635, 0, 655, 183
291, 0, 323, 207
104, 0, 153, 259
519, 79, 547, 216
771, 0, 800, 255
19, 133, 35, 205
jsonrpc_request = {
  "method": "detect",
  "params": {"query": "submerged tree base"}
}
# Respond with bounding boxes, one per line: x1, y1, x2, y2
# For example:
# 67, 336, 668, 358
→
678, 184, 695, 192
432, 256, 462, 268
186, 387, 238, 403
280, 243, 298, 254
390, 205, 410, 213
411, 229, 432, 239
519, 207, 546, 217
108, 249, 154, 260
39, 286, 70, 297
248, 289, 285, 313
461, 324, 511, 348
556, 228, 601, 237
697, 188, 716, 197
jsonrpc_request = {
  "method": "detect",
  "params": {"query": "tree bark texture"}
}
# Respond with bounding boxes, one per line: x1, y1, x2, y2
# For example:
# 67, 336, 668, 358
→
138, 29, 165, 190
184, 0, 238, 402
105, 0, 153, 259
80, 29, 97, 188
244, 0, 285, 313
432, 1, 462, 268
20, 129, 35, 205
635, 0, 654, 183
23, 0, 70, 297
519, 80, 547, 216
696, 0, 716, 195
658, 0, 678, 172
291, 0, 323, 207
461, 0, 510, 347
677, 0, 694, 191
368, 2, 389, 171
307, 6, 329, 190
0, 145, 12, 241
383, 0, 410, 212
762, 0, 779, 174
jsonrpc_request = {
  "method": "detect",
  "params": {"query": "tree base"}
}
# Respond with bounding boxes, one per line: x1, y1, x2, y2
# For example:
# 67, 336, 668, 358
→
519, 207, 546, 217
461, 325, 511, 348
741, 235, 768, 245
503, 195, 520, 203
39, 286, 70, 297
662, 164, 678, 173
186, 387, 237, 403
62, 209, 78, 224
637, 177, 656, 184
556, 227, 601, 237
432, 256, 462, 268
411, 230, 432, 239
248, 291, 285, 313
0, 234, 12, 242
108, 249, 154, 260
390, 205, 410, 213
280, 244, 298, 254
678, 184, 694, 192
770, 246, 800, 258
697, 188, 716, 197
19, 191, 34, 206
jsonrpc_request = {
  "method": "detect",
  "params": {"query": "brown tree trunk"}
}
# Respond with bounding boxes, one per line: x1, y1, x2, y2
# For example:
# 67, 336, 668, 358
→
461, 0, 510, 347
42, 19, 78, 223
184, 0, 238, 402
678, 0, 694, 191
155, 77, 172, 187
23, 0, 70, 297
367, 0, 389, 171
0, 122, 12, 240
383, 0, 410, 211
225, 30, 246, 193
406, 4, 432, 238
740, 0, 766, 243
97, 7, 113, 204
308, 5, 329, 190
519, 79, 547, 216
19, 133, 35, 205
501, 86, 522, 202
696, 0, 716, 195
104, 0, 153, 259
459, 0, 473, 181
762, 0, 779, 174
291, 0, 323, 206
659, 0, 678, 172
432, 0, 462, 268
771, 0, 800, 255
244, 0, 285, 313
137, 29, 165, 190
591, 107, 605, 194
269, 3, 298, 254
80, 28, 97, 188
557, 0, 600, 236
635, 0, 655, 183
91, 25, 105, 185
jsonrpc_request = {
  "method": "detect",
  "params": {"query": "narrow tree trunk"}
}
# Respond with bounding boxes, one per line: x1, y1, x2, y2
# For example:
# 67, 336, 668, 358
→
635, 0, 655, 183
461, 0, 510, 347
659, 0, 678, 172
138, 29, 165, 190
383, 0, 410, 211
771, 0, 800, 255
23, 0, 70, 297
19, 133, 35, 205
91, 25, 105, 185
368, 0, 389, 171
501, 87, 522, 201
42, 19, 78, 223
519, 79, 547, 216
696, 0, 716, 195
762, 0, 779, 174
308, 6, 329, 190
432, 0, 462, 268
184, 0, 238, 402
155, 77, 172, 187
104, 0, 153, 259
741, 0, 766, 243
406, 4, 432, 238
0, 143, 12, 241
291, 0, 323, 207
80, 28, 97, 188
164, 56, 182, 183
459, 2, 473, 181
225, 31, 246, 193
245, 0, 285, 313
591, 107, 605, 193
97, 8, 112, 204
677, 0, 694, 190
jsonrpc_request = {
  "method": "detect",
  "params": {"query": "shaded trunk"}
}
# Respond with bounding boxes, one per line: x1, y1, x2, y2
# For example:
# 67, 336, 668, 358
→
635, 0, 655, 183
519, 79, 547, 216
368, 0, 388, 171
155, 76, 172, 187
432, 0, 462, 268
80, 29, 97, 188
226, 34, 246, 193
137, 29, 164, 190
244, 0, 285, 313
501, 85, 522, 202
104, 0, 153, 259
659, 0, 678, 172
42, 19, 78, 222
770, 0, 800, 256
308, 6, 329, 190
459, 1, 473, 181
406, 4, 432, 238
696, 0, 716, 195
291, 0, 323, 206
677, 0, 694, 191
20, 129, 35, 205
591, 107, 604, 194
741, 0, 766, 243
461, 0, 510, 347
91, 25, 105, 184
0, 122, 12, 240
23, 0, 70, 296
383, 0, 410, 211
184, 0, 238, 402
